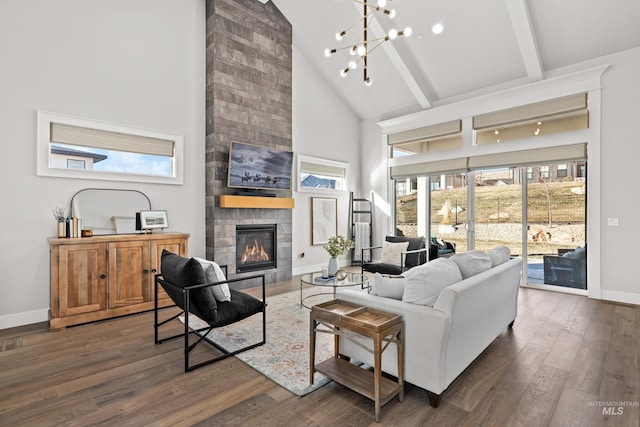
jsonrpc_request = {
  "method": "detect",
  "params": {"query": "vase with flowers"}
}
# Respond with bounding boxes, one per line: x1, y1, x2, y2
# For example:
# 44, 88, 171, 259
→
323, 235, 354, 276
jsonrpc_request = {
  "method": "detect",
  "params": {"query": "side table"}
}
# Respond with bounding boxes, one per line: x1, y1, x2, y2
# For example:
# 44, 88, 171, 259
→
310, 299, 404, 422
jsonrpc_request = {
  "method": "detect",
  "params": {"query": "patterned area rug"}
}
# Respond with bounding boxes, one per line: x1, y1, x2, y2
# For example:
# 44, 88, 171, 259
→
182, 288, 338, 396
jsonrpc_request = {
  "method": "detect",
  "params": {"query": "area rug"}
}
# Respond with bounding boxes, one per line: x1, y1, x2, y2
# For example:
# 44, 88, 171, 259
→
181, 288, 339, 396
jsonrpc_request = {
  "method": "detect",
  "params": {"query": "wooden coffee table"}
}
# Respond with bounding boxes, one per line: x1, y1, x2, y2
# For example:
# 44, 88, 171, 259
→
309, 299, 404, 422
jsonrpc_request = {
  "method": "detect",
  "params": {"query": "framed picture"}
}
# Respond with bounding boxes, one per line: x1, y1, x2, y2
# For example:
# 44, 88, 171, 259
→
311, 197, 337, 245
139, 210, 169, 230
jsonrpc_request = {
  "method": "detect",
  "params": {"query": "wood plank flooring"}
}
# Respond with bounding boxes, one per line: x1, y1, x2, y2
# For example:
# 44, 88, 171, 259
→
1, 278, 639, 426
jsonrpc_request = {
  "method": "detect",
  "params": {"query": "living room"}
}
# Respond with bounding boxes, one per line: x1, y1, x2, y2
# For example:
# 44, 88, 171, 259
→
1, 0, 640, 424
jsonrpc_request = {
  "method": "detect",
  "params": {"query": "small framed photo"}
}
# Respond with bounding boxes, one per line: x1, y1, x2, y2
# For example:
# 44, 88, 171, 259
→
139, 210, 168, 230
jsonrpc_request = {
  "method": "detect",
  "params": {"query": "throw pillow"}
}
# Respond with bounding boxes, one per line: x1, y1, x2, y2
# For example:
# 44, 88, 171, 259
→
371, 273, 405, 300
402, 258, 462, 306
194, 257, 231, 302
487, 246, 511, 267
385, 236, 425, 267
380, 241, 410, 266
450, 250, 493, 279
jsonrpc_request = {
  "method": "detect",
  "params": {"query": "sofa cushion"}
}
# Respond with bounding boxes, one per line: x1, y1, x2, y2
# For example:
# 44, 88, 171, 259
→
402, 258, 463, 306
160, 250, 218, 323
194, 257, 231, 302
381, 241, 409, 266
386, 236, 425, 267
487, 246, 511, 267
371, 273, 405, 300
450, 250, 493, 279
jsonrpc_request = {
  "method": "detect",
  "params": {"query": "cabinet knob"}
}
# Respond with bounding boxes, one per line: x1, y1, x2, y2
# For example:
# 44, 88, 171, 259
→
151, 268, 157, 273
100, 274, 106, 279
143, 269, 149, 274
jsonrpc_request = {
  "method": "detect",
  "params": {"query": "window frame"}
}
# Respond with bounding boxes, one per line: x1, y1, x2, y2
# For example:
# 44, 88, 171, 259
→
37, 110, 184, 185
296, 154, 349, 194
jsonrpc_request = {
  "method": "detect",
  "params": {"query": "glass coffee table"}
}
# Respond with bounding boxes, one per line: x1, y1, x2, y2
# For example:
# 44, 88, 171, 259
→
300, 271, 369, 309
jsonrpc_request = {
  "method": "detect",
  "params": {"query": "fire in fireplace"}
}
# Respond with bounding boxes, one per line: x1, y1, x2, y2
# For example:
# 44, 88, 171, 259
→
236, 224, 277, 273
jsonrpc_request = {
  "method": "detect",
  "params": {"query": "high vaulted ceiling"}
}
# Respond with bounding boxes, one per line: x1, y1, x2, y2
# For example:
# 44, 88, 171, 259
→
270, 0, 640, 119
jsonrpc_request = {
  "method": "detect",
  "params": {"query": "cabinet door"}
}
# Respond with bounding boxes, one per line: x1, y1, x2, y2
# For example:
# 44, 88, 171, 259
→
58, 243, 108, 316
150, 237, 188, 301
108, 240, 150, 308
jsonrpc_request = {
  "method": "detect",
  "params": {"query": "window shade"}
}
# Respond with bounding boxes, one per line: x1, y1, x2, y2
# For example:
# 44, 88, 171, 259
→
468, 144, 586, 170
388, 120, 461, 145
473, 93, 588, 130
391, 143, 586, 179
50, 123, 175, 157
300, 160, 346, 178
390, 157, 468, 179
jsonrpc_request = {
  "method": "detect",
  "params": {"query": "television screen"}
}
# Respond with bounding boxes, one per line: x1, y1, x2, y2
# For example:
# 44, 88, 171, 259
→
227, 141, 293, 191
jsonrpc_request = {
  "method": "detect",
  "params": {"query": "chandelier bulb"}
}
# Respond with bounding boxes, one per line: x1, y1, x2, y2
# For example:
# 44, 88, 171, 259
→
377, 0, 387, 8
336, 31, 346, 41
388, 29, 398, 39
404, 27, 412, 37
364, 77, 372, 86
356, 45, 367, 56
324, 49, 332, 58
350, 46, 357, 55
384, 9, 396, 18
340, 68, 349, 77
348, 60, 357, 70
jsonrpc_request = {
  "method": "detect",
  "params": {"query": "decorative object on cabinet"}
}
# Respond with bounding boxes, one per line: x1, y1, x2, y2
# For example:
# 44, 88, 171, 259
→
48, 233, 189, 330
154, 250, 266, 372
70, 188, 151, 235
139, 210, 168, 231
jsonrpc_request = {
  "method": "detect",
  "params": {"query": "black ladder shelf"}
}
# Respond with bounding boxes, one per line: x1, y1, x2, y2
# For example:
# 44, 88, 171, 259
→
350, 192, 372, 265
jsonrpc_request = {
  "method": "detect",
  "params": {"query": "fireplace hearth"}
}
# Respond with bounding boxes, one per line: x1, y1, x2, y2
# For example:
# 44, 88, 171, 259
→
236, 224, 277, 273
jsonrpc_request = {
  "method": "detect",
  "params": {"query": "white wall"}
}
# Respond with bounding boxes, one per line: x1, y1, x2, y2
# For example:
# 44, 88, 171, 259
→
290, 40, 361, 275
0, 0, 206, 329
358, 47, 640, 306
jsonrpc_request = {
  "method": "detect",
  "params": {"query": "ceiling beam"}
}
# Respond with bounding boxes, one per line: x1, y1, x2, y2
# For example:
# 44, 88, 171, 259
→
353, 2, 432, 109
506, 0, 543, 82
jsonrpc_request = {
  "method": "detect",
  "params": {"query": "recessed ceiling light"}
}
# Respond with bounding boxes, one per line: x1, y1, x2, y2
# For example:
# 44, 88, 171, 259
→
432, 23, 444, 35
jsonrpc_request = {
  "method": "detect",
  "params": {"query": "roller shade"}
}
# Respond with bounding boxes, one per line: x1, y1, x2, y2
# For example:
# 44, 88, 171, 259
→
473, 93, 588, 130
468, 144, 587, 170
50, 122, 175, 157
300, 160, 346, 178
388, 120, 461, 145
391, 144, 586, 179
390, 157, 468, 179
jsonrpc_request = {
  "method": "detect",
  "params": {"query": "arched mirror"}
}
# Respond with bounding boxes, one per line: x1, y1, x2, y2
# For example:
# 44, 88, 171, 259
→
70, 188, 151, 235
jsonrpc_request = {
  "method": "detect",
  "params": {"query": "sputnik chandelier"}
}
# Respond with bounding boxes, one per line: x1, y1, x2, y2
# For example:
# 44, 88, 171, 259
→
324, 0, 411, 86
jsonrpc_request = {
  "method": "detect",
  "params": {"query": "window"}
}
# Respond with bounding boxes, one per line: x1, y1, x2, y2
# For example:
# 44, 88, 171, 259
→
66, 159, 86, 170
557, 163, 568, 178
297, 155, 348, 193
527, 167, 533, 180
540, 165, 550, 179
474, 94, 589, 145
37, 111, 184, 185
388, 120, 462, 158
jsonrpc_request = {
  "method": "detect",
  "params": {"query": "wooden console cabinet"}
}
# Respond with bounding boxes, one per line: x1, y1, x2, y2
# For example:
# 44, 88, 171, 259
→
49, 233, 189, 330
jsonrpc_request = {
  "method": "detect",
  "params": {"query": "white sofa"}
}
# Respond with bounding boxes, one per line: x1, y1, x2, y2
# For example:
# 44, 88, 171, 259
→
336, 252, 523, 407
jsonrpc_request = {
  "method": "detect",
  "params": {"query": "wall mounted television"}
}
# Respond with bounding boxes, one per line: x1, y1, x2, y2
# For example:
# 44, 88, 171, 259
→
227, 141, 293, 191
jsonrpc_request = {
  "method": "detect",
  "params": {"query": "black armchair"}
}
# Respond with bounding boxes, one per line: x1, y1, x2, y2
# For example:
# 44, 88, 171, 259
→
361, 236, 437, 276
154, 250, 266, 372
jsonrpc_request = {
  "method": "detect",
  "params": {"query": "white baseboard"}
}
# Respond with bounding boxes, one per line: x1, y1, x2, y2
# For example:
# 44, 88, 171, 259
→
600, 289, 640, 306
0, 309, 49, 330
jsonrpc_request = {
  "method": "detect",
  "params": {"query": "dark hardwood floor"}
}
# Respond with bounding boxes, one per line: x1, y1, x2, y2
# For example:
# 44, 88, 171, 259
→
1, 277, 638, 426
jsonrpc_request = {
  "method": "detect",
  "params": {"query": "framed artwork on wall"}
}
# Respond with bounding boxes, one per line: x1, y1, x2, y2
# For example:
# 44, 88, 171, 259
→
311, 197, 337, 245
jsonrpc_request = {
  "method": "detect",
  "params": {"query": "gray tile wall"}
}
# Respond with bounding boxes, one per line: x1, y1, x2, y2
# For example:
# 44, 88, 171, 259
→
205, 0, 293, 285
